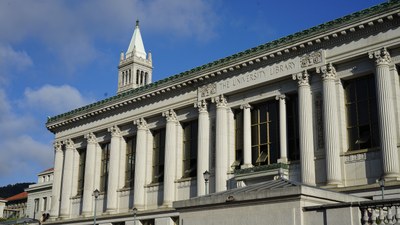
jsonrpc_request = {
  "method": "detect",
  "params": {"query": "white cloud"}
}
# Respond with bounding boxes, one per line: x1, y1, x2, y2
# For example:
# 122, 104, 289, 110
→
0, 89, 52, 185
23, 84, 94, 115
0, 44, 33, 85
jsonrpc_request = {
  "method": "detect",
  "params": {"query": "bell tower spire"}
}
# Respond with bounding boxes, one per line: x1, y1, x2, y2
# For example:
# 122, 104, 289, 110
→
117, 20, 153, 94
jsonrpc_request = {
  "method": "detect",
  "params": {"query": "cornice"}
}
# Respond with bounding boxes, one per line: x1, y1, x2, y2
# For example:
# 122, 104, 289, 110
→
46, 1, 400, 132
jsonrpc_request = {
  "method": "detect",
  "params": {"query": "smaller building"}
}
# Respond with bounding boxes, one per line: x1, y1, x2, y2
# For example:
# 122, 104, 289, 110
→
25, 168, 53, 221
3, 192, 27, 219
0, 198, 6, 218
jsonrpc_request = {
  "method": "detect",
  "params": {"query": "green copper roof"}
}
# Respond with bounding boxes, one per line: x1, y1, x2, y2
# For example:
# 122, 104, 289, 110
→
46, 0, 400, 125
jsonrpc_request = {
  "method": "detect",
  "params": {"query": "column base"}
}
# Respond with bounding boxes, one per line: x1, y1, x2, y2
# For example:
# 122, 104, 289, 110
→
241, 164, 253, 169
104, 209, 117, 215
81, 212, 93, 217
383, 174, 400, 182
58, 214, 70, 220
162, 202, 173, 208
321, 182, 344, 189
277, 158, 288, 163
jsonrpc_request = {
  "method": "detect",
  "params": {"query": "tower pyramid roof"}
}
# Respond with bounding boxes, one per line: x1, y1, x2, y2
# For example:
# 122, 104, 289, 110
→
126, 20, 146, 59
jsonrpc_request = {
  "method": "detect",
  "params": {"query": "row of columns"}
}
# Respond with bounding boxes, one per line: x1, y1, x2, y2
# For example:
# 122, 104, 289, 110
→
50, 48, 400, 219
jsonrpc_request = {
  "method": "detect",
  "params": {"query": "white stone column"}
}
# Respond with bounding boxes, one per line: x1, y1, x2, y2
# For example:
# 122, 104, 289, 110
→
213, 95, 228, 192
106, 125, 121, 213
195, 100, 210, 196
133, 118, 148, 209
82, 133, 97, 216
276, 95, 288, 163
318, 63, 342, 186
240, 103, 253, 168
49, 141, 63, 219
292, 71, 316, 185
162, 109, 178, 206
369, 48, 400, 179
59, 139, 75, 218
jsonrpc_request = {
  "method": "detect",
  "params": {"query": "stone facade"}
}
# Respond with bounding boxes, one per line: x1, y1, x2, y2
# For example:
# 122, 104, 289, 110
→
25, 168, 53, 221
45, 2, 400, 225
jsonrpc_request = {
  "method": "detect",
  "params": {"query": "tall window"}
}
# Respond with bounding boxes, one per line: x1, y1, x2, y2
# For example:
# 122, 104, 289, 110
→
251, 100, 280, 165
344, 75, 379, 150
233, 109, 243, 169
100, 143, 110, 192
34, 198, 39, 213
42, 197, 47, 211
152, 128, 165, 183
182, 120, 198, 178
125, 136, 136, 188
286, 94, 300, 161
77, 148, 86, 196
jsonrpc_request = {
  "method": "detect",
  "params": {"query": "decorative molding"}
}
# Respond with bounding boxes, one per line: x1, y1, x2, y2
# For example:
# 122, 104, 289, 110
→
63, 139, 75, 149
275, 94, 286, 101
108, 125, 121, 137
134, 118, 148, 130
344, 152, 367, 163
212, 95, 227, 108
194, 99, 208, 113
198, 83, 217, 98
85, 132, 97, 144
240, 103, 252, 110
53, 141, 62, 151
292, 70, 310, 86
317, 63, 337, 80
369, 47, 391, 66
162, 109, 177, 122
300, 50, 323, 68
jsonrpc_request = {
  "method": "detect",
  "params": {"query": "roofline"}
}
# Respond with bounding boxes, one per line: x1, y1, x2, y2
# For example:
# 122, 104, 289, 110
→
46, 1, 400, 130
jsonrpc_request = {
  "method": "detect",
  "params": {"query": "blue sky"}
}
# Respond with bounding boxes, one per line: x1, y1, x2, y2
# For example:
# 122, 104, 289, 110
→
0, 0, 385, 186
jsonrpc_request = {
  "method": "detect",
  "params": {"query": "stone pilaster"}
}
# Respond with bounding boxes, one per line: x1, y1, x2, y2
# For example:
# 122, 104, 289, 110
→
133, 118, 148, 209
162, 109, 178, 206
369, 48, 400, 180
317, 63, 343, 186
59, 139, 75, 218
49, 141, 63, 219
240, 103, 253, 168
106, 125, 121, 213
292, 71, 316, 185
195, 100, 210, 196
213, 95, 228, 192
82, 133, 97, 216
276, 95, 288, 163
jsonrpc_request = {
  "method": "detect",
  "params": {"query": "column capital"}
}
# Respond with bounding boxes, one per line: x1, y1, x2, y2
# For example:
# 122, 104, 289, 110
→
275, 94, 286, 101
369, 47, 391, 66
53, 141, 62, 152
63, 139, 74, 150
162, 109, 177, 122
292, 70, 310, 86
134, 118, 148, 130
194, 100, 208, 113
317, 63, 337, 80
240, 103, 252, 110
212, 95, 227, 108
108, 125, 121, 137
85, 132, 97, 144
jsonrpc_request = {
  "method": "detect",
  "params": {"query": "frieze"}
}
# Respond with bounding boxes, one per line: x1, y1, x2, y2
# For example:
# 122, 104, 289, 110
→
198, 50, 325, 100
